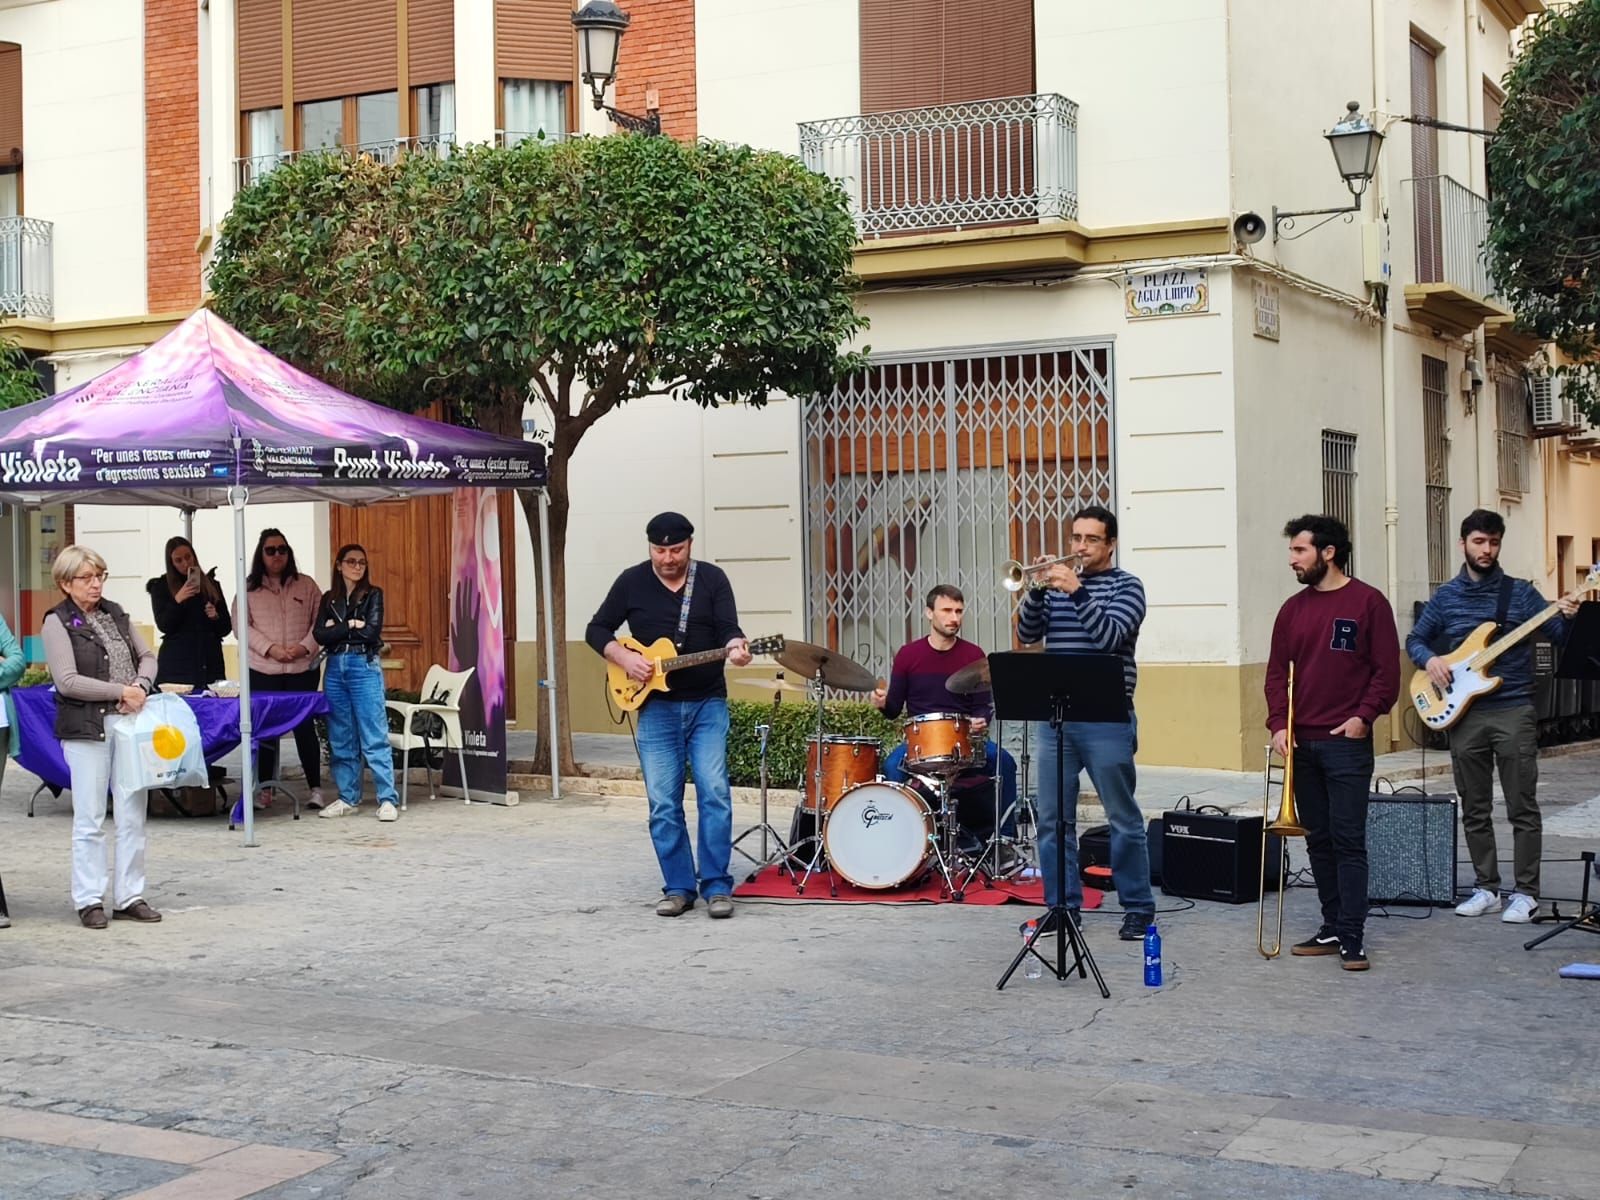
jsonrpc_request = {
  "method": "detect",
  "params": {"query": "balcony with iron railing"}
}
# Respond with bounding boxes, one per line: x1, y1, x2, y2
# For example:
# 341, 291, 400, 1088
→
798, 93, 1079, 242
1403, 174, 1509, 338
0, 216, 53, 320
235, 133, 456, 191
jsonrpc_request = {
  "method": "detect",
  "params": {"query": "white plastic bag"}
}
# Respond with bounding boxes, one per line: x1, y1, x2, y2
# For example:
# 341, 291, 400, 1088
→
112, 692, 209, 794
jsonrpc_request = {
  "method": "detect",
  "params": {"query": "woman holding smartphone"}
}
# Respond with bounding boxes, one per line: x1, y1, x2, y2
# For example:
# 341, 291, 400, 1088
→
147, 536, 231, 690
314, 544, 399, 822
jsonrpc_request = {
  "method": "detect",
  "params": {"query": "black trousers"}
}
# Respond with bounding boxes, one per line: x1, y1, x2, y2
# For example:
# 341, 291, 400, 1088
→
249, 668, 323, 790
1293, 736, 1374, 944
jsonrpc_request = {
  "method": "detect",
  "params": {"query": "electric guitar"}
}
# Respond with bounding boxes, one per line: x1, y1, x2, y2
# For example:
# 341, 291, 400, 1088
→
1407, 566, 1599, 730
607, 634, 786, 712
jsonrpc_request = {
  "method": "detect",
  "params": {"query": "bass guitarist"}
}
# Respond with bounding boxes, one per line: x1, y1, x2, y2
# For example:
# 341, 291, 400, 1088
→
1407, 509, 1579, 924
586, 512, 752, 919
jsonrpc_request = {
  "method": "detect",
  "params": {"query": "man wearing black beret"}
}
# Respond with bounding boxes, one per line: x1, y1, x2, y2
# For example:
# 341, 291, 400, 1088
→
586, 513, 752, 918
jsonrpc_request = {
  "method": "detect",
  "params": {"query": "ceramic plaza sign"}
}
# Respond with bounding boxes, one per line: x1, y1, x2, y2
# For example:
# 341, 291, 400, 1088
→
1124, 268, 1209, 318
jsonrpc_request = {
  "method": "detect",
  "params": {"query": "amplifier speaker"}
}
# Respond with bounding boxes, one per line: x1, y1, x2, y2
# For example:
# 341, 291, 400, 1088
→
1367, 792, 1457, 906
1160, 810, 1281, 904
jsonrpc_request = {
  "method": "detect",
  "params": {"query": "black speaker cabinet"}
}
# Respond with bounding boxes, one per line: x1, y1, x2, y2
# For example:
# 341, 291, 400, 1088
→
1367, 792, 1457, 906
1160, 810, 1281, 904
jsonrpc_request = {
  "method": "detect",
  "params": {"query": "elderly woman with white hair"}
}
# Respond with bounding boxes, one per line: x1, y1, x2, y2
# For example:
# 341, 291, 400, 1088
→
40, 545, 162, 930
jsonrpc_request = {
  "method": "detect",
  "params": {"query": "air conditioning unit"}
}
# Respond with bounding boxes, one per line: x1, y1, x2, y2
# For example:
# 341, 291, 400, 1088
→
1568, 408, 1600, 446
1529, 373, 1570, 430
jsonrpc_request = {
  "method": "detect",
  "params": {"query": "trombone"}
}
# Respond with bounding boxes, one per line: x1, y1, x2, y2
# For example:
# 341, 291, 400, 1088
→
1000, 553, 1087, 593
1257, 661, 1308, 958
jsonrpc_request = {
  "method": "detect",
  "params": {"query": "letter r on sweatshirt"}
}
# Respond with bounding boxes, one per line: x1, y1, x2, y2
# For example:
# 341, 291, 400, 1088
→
1330, 618, 1358, 652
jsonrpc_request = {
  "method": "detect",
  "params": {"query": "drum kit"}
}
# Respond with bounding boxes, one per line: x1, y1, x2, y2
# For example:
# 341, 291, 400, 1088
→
733, 639, 1037, 900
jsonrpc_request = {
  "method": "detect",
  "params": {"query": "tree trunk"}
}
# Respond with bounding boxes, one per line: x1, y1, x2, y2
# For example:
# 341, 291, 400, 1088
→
518, 442, 580, 779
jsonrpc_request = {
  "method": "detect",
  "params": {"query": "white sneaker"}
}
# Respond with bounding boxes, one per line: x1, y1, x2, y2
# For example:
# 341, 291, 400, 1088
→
377, 802, 398, 823
317, 799, 356, 819
1454, 888, 1502, 917
306, 788, 326, 810
1501, 893, 1538, 923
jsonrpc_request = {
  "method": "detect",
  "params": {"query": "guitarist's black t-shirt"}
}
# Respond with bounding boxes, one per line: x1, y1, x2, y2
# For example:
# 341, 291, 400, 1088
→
585, 560, 746, 701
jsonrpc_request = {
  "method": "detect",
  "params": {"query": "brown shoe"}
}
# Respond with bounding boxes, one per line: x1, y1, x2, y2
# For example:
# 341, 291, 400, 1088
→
113, 900, 163, 923
78, 905, 108, 930
707, 894, 735, 919
655, 893, 694, 917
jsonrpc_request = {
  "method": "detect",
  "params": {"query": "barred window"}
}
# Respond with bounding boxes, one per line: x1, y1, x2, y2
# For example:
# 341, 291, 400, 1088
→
1495, 375, 1531, 496
1321, 430, 1357, 575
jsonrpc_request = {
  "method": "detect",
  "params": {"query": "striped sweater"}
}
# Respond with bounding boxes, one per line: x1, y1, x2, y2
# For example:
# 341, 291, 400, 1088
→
1015, 568, 1147, 701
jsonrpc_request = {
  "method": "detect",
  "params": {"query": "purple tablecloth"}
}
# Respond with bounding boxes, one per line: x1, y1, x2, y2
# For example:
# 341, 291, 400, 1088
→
13, 686, 329, 792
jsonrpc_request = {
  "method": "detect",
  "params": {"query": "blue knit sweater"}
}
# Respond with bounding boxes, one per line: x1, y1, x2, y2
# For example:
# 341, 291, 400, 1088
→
1406, 565, 1569, 708
1015, 568, 1146, 701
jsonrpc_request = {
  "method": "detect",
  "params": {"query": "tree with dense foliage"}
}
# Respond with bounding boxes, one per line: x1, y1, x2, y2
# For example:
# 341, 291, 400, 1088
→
0, 339, 43, 410
1485, 0, 1600, 419
210, 133, 866, 775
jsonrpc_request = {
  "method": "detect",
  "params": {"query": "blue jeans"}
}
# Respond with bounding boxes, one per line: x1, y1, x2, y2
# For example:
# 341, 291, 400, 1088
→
1034, 717, 1152, 913
323, 654, 398, 808
884, 741, 1018, 846
1292, 736, 1374, 943
634, 697, 734, 899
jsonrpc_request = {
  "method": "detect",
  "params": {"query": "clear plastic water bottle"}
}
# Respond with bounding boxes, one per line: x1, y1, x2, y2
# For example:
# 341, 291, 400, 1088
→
1143, 922, 1162, 988
1022, 920, 1043, 979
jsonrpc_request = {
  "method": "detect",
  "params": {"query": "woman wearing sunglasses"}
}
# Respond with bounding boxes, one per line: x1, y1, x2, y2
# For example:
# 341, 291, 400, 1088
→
236, 529, 325, 810
313, 544, 399, 822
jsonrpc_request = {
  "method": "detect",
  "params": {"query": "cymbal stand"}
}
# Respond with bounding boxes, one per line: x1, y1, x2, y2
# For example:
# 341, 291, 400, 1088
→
733, 717, 790, 879
790, 669, 837, 896
922, 769, 977, 901
974, 725, 1028, 881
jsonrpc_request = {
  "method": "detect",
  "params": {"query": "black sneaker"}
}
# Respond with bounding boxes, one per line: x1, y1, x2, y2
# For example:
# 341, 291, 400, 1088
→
1290, 926, 1341, 956
1340, 942, 1370, 971
1119, 911, 1152, 941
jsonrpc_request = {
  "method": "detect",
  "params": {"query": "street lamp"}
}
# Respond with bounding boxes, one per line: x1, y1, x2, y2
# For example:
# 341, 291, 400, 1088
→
1272, 101, 1385, 241
571, 0, 662, 136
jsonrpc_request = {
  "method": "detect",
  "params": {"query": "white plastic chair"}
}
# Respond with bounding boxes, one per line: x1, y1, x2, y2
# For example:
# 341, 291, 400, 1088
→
386, 665, 475, 809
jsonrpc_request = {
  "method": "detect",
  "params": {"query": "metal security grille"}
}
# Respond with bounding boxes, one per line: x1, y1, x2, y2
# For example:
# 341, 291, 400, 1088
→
1321, 430, 1357, 575
801, 342, 1115, 675
1495, 374, 1531, 495
1422, 356, 1451, 591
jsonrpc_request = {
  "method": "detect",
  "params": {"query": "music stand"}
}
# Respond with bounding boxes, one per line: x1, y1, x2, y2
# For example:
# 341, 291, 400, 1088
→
990, 651, 1124, 995
1526, 602, 1600, 951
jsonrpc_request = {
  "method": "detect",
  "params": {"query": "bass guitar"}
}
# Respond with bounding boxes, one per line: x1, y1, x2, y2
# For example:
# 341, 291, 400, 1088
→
1408, 566, 1599, 730
607, 634, 786, 712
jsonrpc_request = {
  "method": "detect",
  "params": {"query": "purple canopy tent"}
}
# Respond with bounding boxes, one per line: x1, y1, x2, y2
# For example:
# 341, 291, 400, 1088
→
0, 310, 559, 842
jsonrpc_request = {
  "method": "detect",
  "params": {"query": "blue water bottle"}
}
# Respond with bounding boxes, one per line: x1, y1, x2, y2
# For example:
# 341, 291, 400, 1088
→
1143, 922, 1162, 988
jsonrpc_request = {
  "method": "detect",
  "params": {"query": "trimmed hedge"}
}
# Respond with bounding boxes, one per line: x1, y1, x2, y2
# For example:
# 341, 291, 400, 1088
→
726, 700, 902, 790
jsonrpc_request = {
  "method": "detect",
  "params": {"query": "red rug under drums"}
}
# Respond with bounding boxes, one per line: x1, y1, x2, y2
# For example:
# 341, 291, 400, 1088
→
734, 866, 1105, 908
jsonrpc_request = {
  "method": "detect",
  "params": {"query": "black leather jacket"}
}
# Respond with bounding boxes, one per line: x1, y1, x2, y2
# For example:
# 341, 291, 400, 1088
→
312, 587, 385, 658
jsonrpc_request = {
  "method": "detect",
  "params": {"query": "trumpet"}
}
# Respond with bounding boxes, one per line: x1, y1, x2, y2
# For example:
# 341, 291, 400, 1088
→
1000, 554, 1087, 592
1257, 661, 1308, 958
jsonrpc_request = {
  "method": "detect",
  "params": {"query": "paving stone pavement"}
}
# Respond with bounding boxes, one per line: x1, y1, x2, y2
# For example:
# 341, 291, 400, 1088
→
2, 749, 1599, 1198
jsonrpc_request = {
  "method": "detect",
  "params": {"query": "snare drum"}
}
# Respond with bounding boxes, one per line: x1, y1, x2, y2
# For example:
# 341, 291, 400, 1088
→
803, 735, 882, 812
824, 781, 936, 889
903, 712, 978, 774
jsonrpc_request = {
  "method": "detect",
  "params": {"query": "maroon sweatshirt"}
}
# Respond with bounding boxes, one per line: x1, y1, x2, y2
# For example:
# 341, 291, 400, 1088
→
1265, 577, 1399, 741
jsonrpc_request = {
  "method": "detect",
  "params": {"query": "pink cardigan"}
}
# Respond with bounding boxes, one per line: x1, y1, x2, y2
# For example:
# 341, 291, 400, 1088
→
233, 573, 323, 676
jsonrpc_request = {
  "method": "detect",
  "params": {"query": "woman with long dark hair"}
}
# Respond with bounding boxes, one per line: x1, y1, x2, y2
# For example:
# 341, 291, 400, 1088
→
313, 543, 399, 821
234, 529, 325, 809
147, 536, 231, 689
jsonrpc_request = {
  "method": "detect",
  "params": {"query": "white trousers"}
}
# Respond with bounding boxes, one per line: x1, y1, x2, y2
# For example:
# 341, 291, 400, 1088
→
62, 715, 150, 911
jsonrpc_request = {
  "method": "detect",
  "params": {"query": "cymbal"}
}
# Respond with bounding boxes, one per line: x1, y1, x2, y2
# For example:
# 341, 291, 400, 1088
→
946, 646, 1045, 695
774, 640, 878, 693
734, 676, 809, 693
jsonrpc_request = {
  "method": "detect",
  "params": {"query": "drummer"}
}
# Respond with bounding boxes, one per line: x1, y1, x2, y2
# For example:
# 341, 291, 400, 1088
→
871, 585, 1018, 857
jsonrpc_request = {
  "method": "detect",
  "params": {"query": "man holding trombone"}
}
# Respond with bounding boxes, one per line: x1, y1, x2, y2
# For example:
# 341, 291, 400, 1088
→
1266, 515, 1398, 971
1016, 504, 1153, 941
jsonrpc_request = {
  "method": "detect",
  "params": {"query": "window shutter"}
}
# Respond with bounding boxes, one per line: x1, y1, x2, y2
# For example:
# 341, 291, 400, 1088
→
0, 44, 20, 157
236, 0, 282, 112
408, 0, 455, 87
1409, 37, 1442, 283
942, 0, 1033, 104
293, 0, 398, 102
860, 0, 943, 113
495, 0, 574, 83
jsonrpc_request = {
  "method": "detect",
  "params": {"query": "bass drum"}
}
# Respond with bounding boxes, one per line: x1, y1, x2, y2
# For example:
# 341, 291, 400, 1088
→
823, 781, 935, 890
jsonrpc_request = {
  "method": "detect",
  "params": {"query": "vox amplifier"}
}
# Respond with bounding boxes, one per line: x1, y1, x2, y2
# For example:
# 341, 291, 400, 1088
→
1160, 809, 1281, 904
1367, 792, 1457, 906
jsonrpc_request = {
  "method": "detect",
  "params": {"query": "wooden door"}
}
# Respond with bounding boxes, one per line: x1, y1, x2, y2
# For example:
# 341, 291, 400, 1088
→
329, 492, 517, 712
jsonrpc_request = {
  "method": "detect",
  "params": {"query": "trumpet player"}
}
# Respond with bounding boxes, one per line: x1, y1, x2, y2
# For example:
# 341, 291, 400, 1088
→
1266, 515, 1398, 971
1016, 505, 1153, 942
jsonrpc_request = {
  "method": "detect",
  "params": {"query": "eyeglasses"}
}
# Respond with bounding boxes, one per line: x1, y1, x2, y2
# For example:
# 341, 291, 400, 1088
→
72, 571, 108, 583
341, 558, 368, 568
1071, 534, 1108, 545
263, 545, 290, 556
